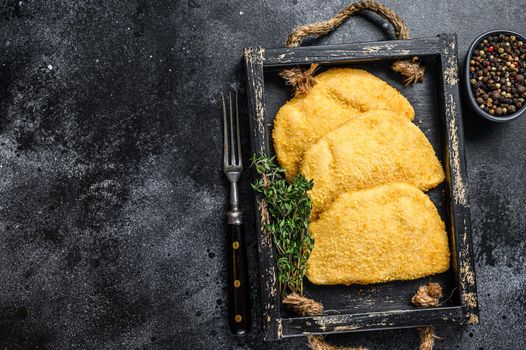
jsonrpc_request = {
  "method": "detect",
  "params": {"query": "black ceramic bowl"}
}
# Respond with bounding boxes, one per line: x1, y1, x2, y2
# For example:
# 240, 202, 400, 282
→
464, 30, 526, 122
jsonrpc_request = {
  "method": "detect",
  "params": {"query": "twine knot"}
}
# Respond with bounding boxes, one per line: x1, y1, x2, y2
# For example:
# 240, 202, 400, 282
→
283, 292, 324, 316
283, 282, 443, 350
412, 282, 443, 350
392, 57, 425, 86
280, 64, 319, 98
283, 293, 366, 350
412, 282, 443, 307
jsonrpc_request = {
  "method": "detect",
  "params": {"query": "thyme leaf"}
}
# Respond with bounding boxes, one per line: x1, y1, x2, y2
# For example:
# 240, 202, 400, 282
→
251, 153, 314, 296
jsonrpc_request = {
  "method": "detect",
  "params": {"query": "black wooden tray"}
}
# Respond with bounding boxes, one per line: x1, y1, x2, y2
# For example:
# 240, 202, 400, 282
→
244, 34, 479, 341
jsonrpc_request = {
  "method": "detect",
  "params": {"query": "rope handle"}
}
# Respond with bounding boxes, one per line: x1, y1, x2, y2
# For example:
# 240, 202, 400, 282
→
280, 0, 424, 97
286, 0, 409, 48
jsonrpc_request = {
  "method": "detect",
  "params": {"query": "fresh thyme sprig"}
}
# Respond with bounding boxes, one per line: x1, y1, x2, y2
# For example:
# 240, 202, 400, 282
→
251, 153, 314, 296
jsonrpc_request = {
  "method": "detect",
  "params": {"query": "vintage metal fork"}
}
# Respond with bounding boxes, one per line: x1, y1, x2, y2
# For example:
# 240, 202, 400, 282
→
222, 90, 251, 336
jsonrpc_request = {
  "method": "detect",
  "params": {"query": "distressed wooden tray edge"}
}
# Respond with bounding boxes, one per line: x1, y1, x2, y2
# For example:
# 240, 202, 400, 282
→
244, 34, 479, 341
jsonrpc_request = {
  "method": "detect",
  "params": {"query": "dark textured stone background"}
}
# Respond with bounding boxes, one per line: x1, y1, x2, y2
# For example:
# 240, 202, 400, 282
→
0, 1, 524, 349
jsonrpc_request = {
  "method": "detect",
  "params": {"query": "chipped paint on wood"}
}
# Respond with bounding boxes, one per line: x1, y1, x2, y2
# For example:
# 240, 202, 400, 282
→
245, 46, 282, 341
333, 325, 361, 332
462, 292, 479, 310
443, 39, 459, 85
446, 95, 468, 206
244, 47, 267, 153
277, 319, 283, 339
314, 318, 327, 332
362, 43, 395, 53
460, 260, 476, 286
444, 64, 459, 85
468, 313, 480, 325
262, 37, 442, 67
439, 33, 480, 325
267, 267, 277, 299
257, 199, 270, 244
282, 307, 464, 336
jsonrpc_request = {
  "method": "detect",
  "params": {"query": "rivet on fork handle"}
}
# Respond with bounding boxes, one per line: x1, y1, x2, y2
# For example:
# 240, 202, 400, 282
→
222, 90, 251, 336
226, 221, 250, 335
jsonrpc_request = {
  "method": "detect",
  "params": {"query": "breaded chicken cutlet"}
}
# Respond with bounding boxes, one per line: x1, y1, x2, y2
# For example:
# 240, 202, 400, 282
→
301, 110, 445, 218
306, 183, 450, 285
272, 68, 414, 181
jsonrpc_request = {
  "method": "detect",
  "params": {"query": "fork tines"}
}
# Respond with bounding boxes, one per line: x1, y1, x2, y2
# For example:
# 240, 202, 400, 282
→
222, 90, 242, 170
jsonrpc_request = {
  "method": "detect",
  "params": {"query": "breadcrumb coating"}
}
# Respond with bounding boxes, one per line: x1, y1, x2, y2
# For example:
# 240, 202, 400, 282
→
273, 68, 414, 181
301, 110, 444, 218
306, 183, 450, 285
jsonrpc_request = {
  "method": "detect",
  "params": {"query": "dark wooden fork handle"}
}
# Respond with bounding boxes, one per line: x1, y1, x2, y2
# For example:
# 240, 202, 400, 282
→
227, 223, 251, 335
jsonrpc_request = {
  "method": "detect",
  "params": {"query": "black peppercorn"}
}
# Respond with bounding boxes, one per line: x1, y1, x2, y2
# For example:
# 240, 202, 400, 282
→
469, 33, 526, 116
492, 90, 501, 100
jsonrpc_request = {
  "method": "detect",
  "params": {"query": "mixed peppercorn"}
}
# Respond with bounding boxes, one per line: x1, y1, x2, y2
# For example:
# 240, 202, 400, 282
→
469, 33, 526, 117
